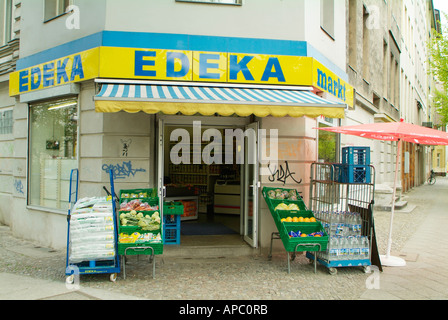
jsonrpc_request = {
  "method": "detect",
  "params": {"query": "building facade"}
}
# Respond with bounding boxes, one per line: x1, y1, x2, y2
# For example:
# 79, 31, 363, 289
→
0, 0, 439, 254
1, 0, 352, 253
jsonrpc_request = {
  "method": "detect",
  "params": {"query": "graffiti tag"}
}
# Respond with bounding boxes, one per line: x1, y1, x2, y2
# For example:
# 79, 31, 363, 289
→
102, 161, 146, 180
268, 161, 302, 185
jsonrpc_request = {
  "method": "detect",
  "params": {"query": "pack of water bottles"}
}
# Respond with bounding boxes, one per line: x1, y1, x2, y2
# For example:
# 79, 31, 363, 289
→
68, 197, 117, 263
314, 210, 370, 262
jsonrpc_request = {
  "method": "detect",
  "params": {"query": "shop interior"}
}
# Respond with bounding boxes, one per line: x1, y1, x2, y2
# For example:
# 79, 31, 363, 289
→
163, 125, 245, 245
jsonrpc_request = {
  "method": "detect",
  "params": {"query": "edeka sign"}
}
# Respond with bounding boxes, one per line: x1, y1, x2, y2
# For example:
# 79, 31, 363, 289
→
9, 48, 100, 96
312, 60, 354, 108
99, 47, 314, 86
10, 46, 354, 108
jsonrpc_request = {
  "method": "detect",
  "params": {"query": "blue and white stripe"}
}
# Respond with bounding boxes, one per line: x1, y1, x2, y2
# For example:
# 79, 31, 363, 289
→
96, 84, 343, 106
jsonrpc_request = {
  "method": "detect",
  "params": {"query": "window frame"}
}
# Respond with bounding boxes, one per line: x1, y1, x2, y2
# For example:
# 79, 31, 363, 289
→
27, 97, 80, 214
0, 0, 13, 46
175, 0, 242, 5
320, 0, 335, 40
43, 0, 72, 23
0, 107, 13, 135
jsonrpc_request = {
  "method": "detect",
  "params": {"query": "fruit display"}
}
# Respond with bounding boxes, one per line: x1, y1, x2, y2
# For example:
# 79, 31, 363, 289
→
288, 230, 325, 238
119, 232, 162, 244
262, 186, 329, 255
119, 210, 161, 231
119, 199, 158, 212
281, 216, 316, 223
274, 203, 300, 211
267, 188, 299, 200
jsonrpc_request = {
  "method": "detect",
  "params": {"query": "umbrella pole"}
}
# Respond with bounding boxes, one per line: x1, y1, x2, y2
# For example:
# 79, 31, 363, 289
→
380, 138, 406, 267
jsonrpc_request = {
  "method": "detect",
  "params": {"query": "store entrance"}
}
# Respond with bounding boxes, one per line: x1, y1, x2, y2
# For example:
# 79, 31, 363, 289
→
157, 116, 258, 248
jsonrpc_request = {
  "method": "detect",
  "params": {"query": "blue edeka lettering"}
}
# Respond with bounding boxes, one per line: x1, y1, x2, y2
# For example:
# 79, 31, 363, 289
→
261, 57, 285, 82
316, 68, 346, 101
135, 50, 157, 77
199, 53, 221, 79
229, 55, 254, 81
19, 54, 85, 93
166, 52, 190, 78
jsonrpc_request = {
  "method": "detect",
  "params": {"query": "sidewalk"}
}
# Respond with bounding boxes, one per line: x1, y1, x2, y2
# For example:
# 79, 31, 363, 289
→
1, 178, 448, 300
359, 176, 448, 299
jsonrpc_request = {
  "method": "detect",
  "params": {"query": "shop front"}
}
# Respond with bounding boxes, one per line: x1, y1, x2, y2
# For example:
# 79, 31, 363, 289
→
9, 34, 352, 253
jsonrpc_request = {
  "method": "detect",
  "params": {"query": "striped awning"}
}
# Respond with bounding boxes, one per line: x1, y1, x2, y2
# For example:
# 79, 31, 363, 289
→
94, 82, 346, 118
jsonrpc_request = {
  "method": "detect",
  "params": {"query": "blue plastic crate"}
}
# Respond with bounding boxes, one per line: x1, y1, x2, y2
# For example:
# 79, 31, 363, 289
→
164, 214, 180, 228
342, 147, 370, 165
334, 164, 371, 184
163, 227, 180, 245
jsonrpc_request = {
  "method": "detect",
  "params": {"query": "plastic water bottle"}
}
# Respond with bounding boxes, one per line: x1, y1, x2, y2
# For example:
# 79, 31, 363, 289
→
329, 237, 339, 261
360, 237, 370, 260
349, 236, 360, 260
355, 213, 362, 236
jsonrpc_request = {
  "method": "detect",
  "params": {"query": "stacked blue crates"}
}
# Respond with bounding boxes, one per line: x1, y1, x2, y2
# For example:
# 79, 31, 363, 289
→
337, 147, 371, 183
163, 215, 181, 245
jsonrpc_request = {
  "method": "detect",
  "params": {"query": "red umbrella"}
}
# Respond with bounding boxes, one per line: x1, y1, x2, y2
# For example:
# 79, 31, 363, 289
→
319, 119, 448, 145
317, 120, 448, 267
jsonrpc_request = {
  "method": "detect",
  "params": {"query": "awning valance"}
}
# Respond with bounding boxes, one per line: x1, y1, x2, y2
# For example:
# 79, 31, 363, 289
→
94, 82, 346, 118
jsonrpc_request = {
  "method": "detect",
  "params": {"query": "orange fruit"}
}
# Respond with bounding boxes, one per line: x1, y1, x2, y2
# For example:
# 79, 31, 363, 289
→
310, 217, 316, 222
298, 217, 304, 222
292, 217, 299, 222
281, 218, 286, 222
286, 217, 292, 222
304, 217, 310, 223
300, 233, 308, 237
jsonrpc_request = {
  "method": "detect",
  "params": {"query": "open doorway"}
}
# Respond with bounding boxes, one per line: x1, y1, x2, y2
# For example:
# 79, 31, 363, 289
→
158, 116, 259, 248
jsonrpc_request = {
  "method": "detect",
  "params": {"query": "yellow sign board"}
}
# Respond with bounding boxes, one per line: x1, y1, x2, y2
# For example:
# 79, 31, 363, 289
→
10, 46, 354, 107
312, 59, 354, 108
9, 48, 100, 96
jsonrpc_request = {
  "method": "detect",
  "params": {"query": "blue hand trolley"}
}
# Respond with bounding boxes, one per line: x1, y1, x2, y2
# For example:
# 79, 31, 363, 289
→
65, 169, 121, 284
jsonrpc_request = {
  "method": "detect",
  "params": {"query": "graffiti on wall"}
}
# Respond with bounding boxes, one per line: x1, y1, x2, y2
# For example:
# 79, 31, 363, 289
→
102, 161, 146, 180
267, 161, 302, 185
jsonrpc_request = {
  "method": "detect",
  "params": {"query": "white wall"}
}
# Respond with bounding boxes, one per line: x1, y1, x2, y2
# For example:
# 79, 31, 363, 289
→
104, 0, 306, 41
20, 0, 107, 58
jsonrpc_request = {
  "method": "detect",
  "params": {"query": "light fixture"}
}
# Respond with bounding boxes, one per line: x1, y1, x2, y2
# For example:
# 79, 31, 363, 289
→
47, 101, 77, 111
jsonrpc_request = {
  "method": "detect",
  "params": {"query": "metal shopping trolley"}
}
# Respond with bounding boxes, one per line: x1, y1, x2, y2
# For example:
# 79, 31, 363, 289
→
306, 163, 381, 275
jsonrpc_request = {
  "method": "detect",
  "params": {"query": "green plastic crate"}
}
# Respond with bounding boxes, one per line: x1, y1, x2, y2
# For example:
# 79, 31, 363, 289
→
118, 242, 163, 256
163, 201, 184, 215
119, 188, 158, 202
280, 222, 328, 252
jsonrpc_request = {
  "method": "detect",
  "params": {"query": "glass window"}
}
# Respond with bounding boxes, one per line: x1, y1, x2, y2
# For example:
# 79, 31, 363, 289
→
29, 98, 78, 211
176, 0, 242, 5
44, 0, 71, 21
321, 0, 335, 39
0, 109, 13, 134
318, 120, 339, 163
0, 0, 13, 46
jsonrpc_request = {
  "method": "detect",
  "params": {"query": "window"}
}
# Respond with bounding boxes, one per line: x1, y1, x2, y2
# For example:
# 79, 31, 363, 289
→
0, 0, 13, 46
44, 0, 71, 21
318, 120, 339, 163
320, 0, 335, 39
29, 98, 78, 211
0, 109, 13, 134
176, 0, 242, 5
